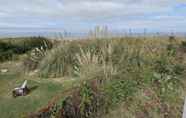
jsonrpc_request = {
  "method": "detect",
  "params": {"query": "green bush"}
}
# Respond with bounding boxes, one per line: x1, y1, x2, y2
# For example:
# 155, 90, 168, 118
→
0, 37, 53, 62
105, 79, 137, 105
39, 42, 80, 78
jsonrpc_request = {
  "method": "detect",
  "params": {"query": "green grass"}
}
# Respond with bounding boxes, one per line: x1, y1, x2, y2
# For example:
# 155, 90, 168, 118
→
0, 65, 81, 118
0, 72, 65, 118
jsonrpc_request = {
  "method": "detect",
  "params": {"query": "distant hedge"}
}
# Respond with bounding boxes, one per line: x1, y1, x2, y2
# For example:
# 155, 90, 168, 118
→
0, 36, 53, 62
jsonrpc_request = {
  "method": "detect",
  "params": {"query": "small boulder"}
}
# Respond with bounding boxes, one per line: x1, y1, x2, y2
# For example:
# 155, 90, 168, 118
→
1, 69, 8, 73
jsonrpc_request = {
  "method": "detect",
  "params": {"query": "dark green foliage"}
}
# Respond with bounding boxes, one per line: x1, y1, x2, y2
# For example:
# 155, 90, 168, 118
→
180, 41, 186, 52
0, 37, 53, 62
152, 54, 184, 103
154, 56, 184, 76
105, 79, 137, 105
79, 82, 95, 118
154, 59, 170, 74
181, 41, 186, 48
61, 97, 78, 118
169, 36, 176, 41
0, 41, 17, 61
0, 50, 15, 61
46, 79, 138, 118
167, 44, 177, 56
173, 64, 185, 75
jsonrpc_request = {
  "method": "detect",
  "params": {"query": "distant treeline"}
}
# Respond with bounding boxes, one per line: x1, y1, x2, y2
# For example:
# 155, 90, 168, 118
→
0, 36, 53, 62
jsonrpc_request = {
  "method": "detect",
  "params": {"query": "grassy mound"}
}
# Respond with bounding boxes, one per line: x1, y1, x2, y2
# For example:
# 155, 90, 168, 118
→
28, 37, 186, 118
0, 37, 185, 118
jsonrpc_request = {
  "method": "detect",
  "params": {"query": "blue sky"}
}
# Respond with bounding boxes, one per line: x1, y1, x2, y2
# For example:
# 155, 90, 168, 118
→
0, 0, 186, 33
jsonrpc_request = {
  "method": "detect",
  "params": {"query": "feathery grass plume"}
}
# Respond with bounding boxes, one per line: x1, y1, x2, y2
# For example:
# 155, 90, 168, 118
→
23, 38, 53, 71
38, 41, 80, 78
75, 39, 117, 81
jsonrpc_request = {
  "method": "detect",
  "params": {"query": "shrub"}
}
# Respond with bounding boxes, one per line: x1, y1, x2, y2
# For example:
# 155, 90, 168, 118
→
38, 39, 115, 78
0, 37, 53, 62
79, 82, 96, 118
105, 79, 137, 106
23, 47, 48, 71
38, 42, 80, 78
167, 44, 177, 56
180, 41, 186, 52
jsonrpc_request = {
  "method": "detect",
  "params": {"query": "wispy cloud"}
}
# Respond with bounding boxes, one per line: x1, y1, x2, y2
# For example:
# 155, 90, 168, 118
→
0, 0, 185, 32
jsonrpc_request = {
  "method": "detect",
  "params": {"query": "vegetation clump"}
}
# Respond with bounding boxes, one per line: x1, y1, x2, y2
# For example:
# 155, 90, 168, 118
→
27, 37, 186, 118
0, 37, 185, 118
0, 37, 53, 62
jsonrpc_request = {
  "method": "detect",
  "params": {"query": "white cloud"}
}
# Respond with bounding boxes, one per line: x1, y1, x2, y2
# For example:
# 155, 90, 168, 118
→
0, 0, 175, 19
0, 0, 185, 32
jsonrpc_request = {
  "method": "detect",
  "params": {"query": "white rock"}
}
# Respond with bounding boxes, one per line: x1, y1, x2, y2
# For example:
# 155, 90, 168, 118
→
1, 69, 8, 73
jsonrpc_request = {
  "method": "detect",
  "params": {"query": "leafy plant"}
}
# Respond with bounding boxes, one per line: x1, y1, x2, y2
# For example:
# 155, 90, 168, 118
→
80, 82, 95, 118
105, 79, 137, 105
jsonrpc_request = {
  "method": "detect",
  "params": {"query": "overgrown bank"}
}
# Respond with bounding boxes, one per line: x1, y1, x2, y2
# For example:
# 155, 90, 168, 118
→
26, 37, 186, 118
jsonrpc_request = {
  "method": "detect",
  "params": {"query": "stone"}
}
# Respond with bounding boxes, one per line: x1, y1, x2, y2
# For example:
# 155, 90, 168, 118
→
1, 69, 8, 73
